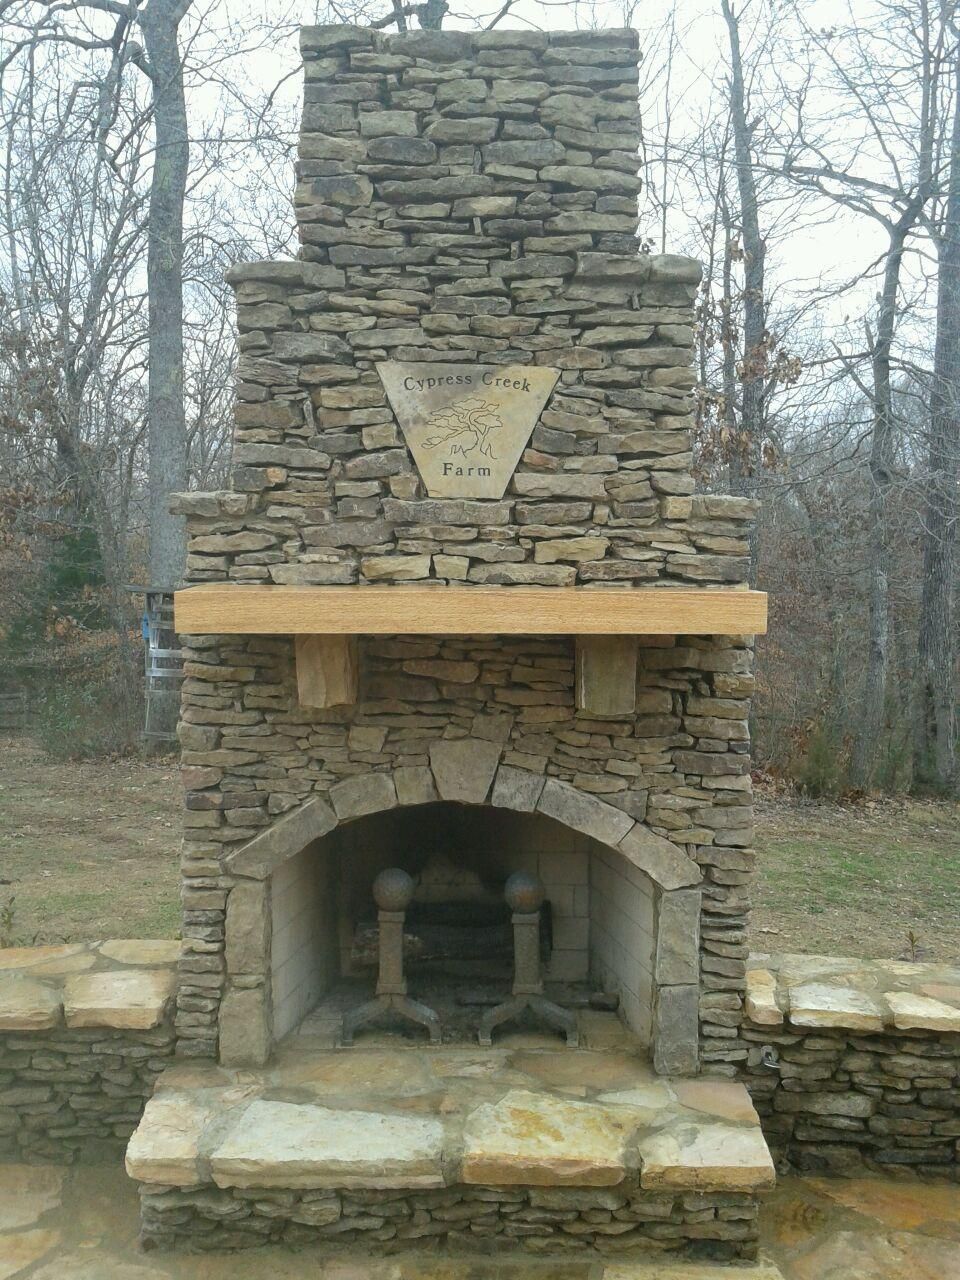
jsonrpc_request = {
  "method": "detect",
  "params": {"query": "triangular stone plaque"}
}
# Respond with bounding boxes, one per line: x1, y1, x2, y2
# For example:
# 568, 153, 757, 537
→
377, 361, 560, 499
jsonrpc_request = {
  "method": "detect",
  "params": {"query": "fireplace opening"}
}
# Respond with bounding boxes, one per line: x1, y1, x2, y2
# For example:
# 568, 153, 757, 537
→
267, 801, 659, 1050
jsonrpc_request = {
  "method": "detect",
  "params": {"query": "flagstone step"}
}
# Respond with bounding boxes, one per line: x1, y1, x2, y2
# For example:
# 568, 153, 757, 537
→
127, 1047, 775, 1196
126, 1044, 775, 1256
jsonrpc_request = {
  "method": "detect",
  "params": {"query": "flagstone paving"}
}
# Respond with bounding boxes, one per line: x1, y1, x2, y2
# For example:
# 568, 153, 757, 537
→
2, 1157, 960, 1277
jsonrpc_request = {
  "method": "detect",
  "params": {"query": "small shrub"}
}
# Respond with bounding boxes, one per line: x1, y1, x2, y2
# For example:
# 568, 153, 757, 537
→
34, 638, 143, 760
790, 723, 849, 797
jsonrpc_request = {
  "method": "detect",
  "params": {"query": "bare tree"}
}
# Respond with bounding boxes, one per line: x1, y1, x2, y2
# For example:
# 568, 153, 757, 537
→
2, 0, 192, 590
140, 0, 191, 589
771, 0, 949, 787
915, 30, 960, 793
720, 0, 766, 550
0, 44, 151, 625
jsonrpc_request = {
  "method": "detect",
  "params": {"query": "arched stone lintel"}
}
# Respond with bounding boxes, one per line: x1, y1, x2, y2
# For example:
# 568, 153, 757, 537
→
217, 748, 704, 1074
225, 795, 338, 880
224, 749, 700, 895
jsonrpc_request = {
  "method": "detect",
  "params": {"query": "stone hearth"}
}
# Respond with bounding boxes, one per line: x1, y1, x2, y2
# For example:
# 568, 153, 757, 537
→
126, 1038, 774, 1257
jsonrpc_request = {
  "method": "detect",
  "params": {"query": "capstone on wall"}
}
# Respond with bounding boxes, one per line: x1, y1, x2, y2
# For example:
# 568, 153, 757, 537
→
0, 942, 177, 1161
740, 956, 960, 1178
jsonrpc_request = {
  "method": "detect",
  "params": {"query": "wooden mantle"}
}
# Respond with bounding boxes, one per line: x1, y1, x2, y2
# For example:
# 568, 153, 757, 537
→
174, 585, 767, 637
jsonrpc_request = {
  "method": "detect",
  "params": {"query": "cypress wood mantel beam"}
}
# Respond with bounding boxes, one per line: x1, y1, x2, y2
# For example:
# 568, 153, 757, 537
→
174, 585, 767, 637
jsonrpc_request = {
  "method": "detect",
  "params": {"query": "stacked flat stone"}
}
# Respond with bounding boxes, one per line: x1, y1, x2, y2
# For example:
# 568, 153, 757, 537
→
176, 632, 755, 1067
0, 942, 178, 1160
174, 25, 757, 589
741, 956, 960, 1178
139, 1181, 760, 1257
0, 1026, 174, 1161
172, 26, 758, 1075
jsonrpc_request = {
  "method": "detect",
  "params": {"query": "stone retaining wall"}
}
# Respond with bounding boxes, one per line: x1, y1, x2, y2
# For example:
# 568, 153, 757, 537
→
741, 954, 960, 1179
138, 1181, 760, 1259
0, 1025, 175, 1162
0, 941, 178, 1161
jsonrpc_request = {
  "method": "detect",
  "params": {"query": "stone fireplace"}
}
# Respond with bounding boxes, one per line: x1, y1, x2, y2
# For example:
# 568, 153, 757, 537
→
219, 750, 702, 1066
134, 21, 774, 1260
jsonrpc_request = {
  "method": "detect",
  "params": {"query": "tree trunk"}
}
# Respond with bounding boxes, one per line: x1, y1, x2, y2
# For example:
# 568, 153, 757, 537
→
850, 221, 912, 788
914, 40, 960, 794
719, 193, 739, 462
141, 0, 190, 590
721, 0, 766, 581
419, 0, 447, 29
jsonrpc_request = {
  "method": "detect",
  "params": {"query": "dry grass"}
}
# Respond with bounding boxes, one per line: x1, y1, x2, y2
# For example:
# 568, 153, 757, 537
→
0, 736, 180, 945
753, 786, 960, 961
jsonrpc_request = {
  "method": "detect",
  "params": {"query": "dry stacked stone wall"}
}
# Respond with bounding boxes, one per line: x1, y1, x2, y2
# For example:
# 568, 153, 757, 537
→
175, 24, 755, 591
0, 942, 177, 1162
171, 25, 760, 1072
744, 1025, 960, 1179
0, 1026, 174, 1163
139, 1180, 760, 1259
174, 633, 757, 1069
739, 958, 960, 1178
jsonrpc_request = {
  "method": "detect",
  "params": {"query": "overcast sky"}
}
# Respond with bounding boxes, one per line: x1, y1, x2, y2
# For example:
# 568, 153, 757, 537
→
234, 0, 898, 336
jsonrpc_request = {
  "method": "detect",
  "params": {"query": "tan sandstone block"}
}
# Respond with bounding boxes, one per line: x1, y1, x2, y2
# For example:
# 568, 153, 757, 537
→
98, 940, 181, 967
745, 968, 783, 1026
787, 982, 884, 1032
885, 991, 960, 1032
63, 969, 176, 1030
672, 1079, 761, 1126
461, 1090, 630, 1186
0, 977, 61, 1030
535, 536, 609, 563
125, 1093, 211, 1186
638, 1121, 775, 1193
0, 944, 94, 976
210, 1100, 445, 1189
